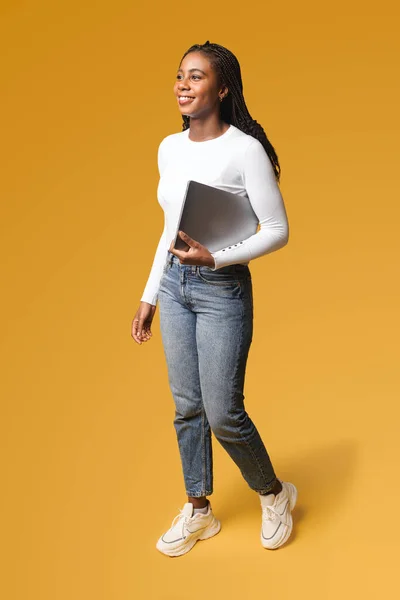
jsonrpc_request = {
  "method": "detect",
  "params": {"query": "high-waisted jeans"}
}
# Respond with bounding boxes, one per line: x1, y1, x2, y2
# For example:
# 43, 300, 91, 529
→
158, 250, 278, 497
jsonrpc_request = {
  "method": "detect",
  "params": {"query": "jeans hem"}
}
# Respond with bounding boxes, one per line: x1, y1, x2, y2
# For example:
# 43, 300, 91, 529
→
251, 477, 279, 495
186, 490, 213, 497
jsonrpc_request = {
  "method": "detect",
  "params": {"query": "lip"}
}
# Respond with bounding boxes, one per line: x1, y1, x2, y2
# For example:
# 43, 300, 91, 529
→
178, 96, 196, 106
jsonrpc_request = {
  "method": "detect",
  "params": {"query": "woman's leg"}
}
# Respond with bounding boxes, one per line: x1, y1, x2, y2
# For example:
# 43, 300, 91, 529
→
192, 266, 279, 495
158, 259, 213, 499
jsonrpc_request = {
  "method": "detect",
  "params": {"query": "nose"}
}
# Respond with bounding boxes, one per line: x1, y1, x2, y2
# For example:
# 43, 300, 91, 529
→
178, 75, 190, 90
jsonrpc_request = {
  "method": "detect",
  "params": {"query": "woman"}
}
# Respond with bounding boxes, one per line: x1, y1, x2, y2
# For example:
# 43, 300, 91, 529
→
131, 41, 297, 557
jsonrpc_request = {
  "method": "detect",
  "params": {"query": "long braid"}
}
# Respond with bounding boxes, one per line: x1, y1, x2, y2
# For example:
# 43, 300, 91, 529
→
179, 40, 281, 183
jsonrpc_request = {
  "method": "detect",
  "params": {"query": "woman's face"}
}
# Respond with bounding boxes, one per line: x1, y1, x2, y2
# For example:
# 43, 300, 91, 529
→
174, 51, 227, 120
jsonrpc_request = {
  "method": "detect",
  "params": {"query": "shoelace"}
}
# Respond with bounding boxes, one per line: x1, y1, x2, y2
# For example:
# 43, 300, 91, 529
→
170, 509, 193, 536
262, 505, 290, 527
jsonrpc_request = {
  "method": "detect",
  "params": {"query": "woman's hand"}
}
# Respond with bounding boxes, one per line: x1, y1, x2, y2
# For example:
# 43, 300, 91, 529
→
131, 302, 157, 345
169, 231, 216, 268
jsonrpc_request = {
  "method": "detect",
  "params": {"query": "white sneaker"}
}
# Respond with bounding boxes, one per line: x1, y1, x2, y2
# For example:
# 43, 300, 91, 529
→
259, 480, 297, 549
156, 500, 221, 557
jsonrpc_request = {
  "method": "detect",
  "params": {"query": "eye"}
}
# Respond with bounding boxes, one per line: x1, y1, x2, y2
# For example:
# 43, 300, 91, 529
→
176, 74, 201, 80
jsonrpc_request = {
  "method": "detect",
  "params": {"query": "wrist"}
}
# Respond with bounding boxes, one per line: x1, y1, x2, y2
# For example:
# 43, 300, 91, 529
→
207, 255, 216, 269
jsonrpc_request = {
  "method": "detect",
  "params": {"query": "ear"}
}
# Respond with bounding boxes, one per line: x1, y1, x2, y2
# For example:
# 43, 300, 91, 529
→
219, 83, 229, 99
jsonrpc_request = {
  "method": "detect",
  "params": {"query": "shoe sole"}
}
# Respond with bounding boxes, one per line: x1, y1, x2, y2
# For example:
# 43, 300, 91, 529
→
156, 516, 221, 557
261, 482, 298, 550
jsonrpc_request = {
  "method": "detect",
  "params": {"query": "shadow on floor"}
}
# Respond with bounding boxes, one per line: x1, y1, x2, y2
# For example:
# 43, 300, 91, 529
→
217, 437, 358, 542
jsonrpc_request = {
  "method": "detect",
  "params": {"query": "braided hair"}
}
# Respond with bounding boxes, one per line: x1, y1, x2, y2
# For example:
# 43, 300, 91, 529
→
179, 40, 281, 183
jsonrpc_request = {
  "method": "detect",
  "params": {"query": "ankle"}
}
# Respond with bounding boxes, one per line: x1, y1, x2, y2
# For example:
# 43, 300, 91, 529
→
261, 479, 282, 496
271, 479, 283, 495
188, 497, 209, 509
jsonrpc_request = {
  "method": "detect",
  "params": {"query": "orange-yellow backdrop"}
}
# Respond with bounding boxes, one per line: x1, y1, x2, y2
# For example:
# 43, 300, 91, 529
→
1, 1, 399, 599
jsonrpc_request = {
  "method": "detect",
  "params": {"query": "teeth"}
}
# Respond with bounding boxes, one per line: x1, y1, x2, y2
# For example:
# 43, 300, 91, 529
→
180, 96, 194, 100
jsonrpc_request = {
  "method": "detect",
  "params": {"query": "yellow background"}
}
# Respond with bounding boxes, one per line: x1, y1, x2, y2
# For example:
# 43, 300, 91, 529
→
1, 1, 399, 598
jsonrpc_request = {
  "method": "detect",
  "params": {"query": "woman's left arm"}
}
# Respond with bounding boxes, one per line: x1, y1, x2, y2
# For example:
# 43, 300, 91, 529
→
209, 138, 289, 270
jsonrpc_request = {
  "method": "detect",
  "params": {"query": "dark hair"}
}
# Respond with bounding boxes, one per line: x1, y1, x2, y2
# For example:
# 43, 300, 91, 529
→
178, 40, 281, 183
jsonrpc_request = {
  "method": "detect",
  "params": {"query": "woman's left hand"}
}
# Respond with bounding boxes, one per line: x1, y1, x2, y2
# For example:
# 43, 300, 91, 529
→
169, 231, 216, 268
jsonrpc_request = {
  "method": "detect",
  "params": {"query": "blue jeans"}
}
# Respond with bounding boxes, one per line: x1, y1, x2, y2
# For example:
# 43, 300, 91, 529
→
158, 250, 278, 497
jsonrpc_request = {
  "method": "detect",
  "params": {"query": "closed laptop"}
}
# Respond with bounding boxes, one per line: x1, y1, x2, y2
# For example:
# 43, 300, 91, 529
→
173, 180, 259, 252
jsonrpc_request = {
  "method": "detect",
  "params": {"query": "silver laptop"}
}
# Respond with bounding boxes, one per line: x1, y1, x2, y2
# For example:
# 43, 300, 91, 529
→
173, 180, 259, 252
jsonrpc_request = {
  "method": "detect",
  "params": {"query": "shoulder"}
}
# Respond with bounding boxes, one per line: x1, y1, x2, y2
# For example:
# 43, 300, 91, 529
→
158, 130, 187, 153
227, 126, 266, 160
242, 133, 273, 171
228, 126, 273, 172
157, 130, 186, 174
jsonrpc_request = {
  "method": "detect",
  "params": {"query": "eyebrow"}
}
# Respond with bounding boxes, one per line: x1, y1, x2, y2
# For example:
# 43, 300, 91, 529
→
177, 68, 207, 75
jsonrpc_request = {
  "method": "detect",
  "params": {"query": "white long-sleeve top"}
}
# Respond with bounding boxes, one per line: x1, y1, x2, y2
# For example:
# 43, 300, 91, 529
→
140, 124, 289, 306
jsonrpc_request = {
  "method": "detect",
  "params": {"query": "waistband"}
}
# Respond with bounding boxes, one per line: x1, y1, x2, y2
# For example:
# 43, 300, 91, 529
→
166, 250, 250, 273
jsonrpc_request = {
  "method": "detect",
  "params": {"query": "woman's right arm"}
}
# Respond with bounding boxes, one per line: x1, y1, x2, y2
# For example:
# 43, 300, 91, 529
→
139, 136, 170, 306
131, 219, 167, 345
131, 137, 169, 344
140, 216, 168, 306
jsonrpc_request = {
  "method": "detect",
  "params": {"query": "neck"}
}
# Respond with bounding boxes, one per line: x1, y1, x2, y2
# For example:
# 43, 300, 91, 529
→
187, 117, 230, 142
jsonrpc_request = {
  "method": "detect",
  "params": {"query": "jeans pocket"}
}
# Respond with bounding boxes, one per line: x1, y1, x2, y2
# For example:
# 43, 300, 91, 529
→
198, 269, 241, 288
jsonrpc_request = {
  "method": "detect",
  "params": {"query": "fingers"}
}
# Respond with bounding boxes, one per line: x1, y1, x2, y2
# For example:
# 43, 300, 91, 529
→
131, 318, 152, 345
169, 231, 203, 264
169, 232, 212, 267
179, 230, 198, 247
142, 324, 152, 341
131, 319, 141, 344
169, 234, 189, 258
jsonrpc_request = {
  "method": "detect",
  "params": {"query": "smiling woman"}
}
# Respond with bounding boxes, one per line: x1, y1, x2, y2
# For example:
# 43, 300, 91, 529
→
131, 40, 296, 558
174, 57, 230, 137
176, 70, 206, 104
173, 40, 281, 179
